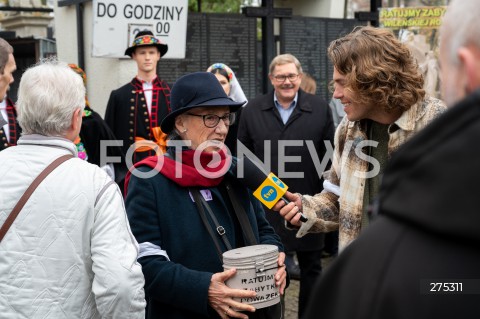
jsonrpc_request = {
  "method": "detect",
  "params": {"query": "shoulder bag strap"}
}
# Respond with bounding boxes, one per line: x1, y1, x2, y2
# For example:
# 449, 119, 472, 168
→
0, 154, 74, 242
190, 188, 233, 260
223, 179, 258, 246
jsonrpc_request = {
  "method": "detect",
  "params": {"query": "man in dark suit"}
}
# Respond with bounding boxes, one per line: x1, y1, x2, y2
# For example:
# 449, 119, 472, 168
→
0, 37, 19, 151
237, 53, 335, 318
105, 30, 171, 190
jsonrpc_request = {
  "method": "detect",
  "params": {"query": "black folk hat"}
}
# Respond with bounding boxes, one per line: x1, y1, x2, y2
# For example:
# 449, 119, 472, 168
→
124, 31, 168, 57
160, 72, 244, 133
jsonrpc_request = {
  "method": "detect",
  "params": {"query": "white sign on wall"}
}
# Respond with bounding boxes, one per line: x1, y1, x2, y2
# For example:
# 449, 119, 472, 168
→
92, 0, 188, 58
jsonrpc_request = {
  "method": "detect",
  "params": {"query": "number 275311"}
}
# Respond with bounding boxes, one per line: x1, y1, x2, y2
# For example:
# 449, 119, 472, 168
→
430, 282, 463, 292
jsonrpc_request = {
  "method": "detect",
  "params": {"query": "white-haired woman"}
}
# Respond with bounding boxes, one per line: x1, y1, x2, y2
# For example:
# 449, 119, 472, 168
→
0, 60, 146, 318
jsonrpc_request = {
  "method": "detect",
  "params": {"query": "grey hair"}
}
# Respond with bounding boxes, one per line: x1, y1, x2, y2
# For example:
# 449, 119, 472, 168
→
0, 38, 13, 74
441, 0, 480, 65
17, 59, 85, 136
269, 53, 303, 75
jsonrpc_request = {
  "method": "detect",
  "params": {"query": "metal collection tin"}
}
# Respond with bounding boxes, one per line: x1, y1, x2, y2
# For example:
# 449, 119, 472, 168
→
223, 244, 280, 309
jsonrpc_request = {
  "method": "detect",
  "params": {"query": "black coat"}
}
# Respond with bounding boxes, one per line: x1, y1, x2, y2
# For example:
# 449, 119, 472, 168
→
104, 78, 170, 166
105, 78, 171, 191
303, 90, 480, 319
126, 158, 284, 319
0, 98, 21, 151
238, 90, 335, 251
79, 106, 125, 183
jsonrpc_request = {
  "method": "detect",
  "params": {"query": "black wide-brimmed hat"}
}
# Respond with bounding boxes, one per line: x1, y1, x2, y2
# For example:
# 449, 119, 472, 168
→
124, 31, 168, 57
160, 72, 244, 133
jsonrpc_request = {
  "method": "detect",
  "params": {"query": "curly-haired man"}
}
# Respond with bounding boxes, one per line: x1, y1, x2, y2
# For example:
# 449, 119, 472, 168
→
275, 26, 446, 251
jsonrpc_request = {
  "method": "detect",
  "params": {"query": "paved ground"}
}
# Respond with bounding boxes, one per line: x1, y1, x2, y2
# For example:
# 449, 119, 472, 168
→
284, 279, 300, 319
283, 256, 335, 319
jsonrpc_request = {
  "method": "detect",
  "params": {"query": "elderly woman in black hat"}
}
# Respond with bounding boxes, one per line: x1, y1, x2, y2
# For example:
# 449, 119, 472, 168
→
125, 72, 287, 319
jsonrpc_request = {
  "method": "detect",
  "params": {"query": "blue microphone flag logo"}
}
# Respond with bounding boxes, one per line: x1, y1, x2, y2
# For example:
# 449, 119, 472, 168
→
271, 176, 285, 188
260, 186, 277, 202
253, 173, 288, 208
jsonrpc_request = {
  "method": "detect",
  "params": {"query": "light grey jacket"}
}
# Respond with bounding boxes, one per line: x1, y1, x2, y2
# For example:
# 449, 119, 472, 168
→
0, 135, 145, 318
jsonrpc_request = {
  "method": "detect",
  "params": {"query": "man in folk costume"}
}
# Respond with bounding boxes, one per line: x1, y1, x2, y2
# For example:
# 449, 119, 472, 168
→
105, 30, 171, 189
0, 37, 18, 152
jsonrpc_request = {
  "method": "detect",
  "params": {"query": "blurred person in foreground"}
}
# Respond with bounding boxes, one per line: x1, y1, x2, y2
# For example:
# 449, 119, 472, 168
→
0, 60, 146, 318
274, 26, 446, 252
125, 72, 287, 319
303, 1, 480, 318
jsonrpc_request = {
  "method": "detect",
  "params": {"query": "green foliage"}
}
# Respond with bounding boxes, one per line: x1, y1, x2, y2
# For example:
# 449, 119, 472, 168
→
188, 0, 243, 13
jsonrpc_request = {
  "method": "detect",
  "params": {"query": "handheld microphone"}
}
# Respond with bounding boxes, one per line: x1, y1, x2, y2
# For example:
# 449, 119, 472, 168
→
236, 156, 308, 223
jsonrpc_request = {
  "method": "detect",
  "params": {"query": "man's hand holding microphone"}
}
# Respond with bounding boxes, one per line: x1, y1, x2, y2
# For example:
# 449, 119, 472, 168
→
236, 156, 307, 227
271, 191, 303, 227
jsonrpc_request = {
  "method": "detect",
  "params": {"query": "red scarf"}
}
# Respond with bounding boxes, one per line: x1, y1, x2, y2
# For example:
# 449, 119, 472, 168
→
124, 148, 232, 195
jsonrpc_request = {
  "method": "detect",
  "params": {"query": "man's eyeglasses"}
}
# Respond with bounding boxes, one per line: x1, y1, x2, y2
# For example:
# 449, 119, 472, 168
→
273, 74, 299, 82
186, 113, 236, 128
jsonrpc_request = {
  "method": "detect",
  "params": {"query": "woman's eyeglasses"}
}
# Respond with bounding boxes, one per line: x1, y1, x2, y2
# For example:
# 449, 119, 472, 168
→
186, 113, 236, 128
